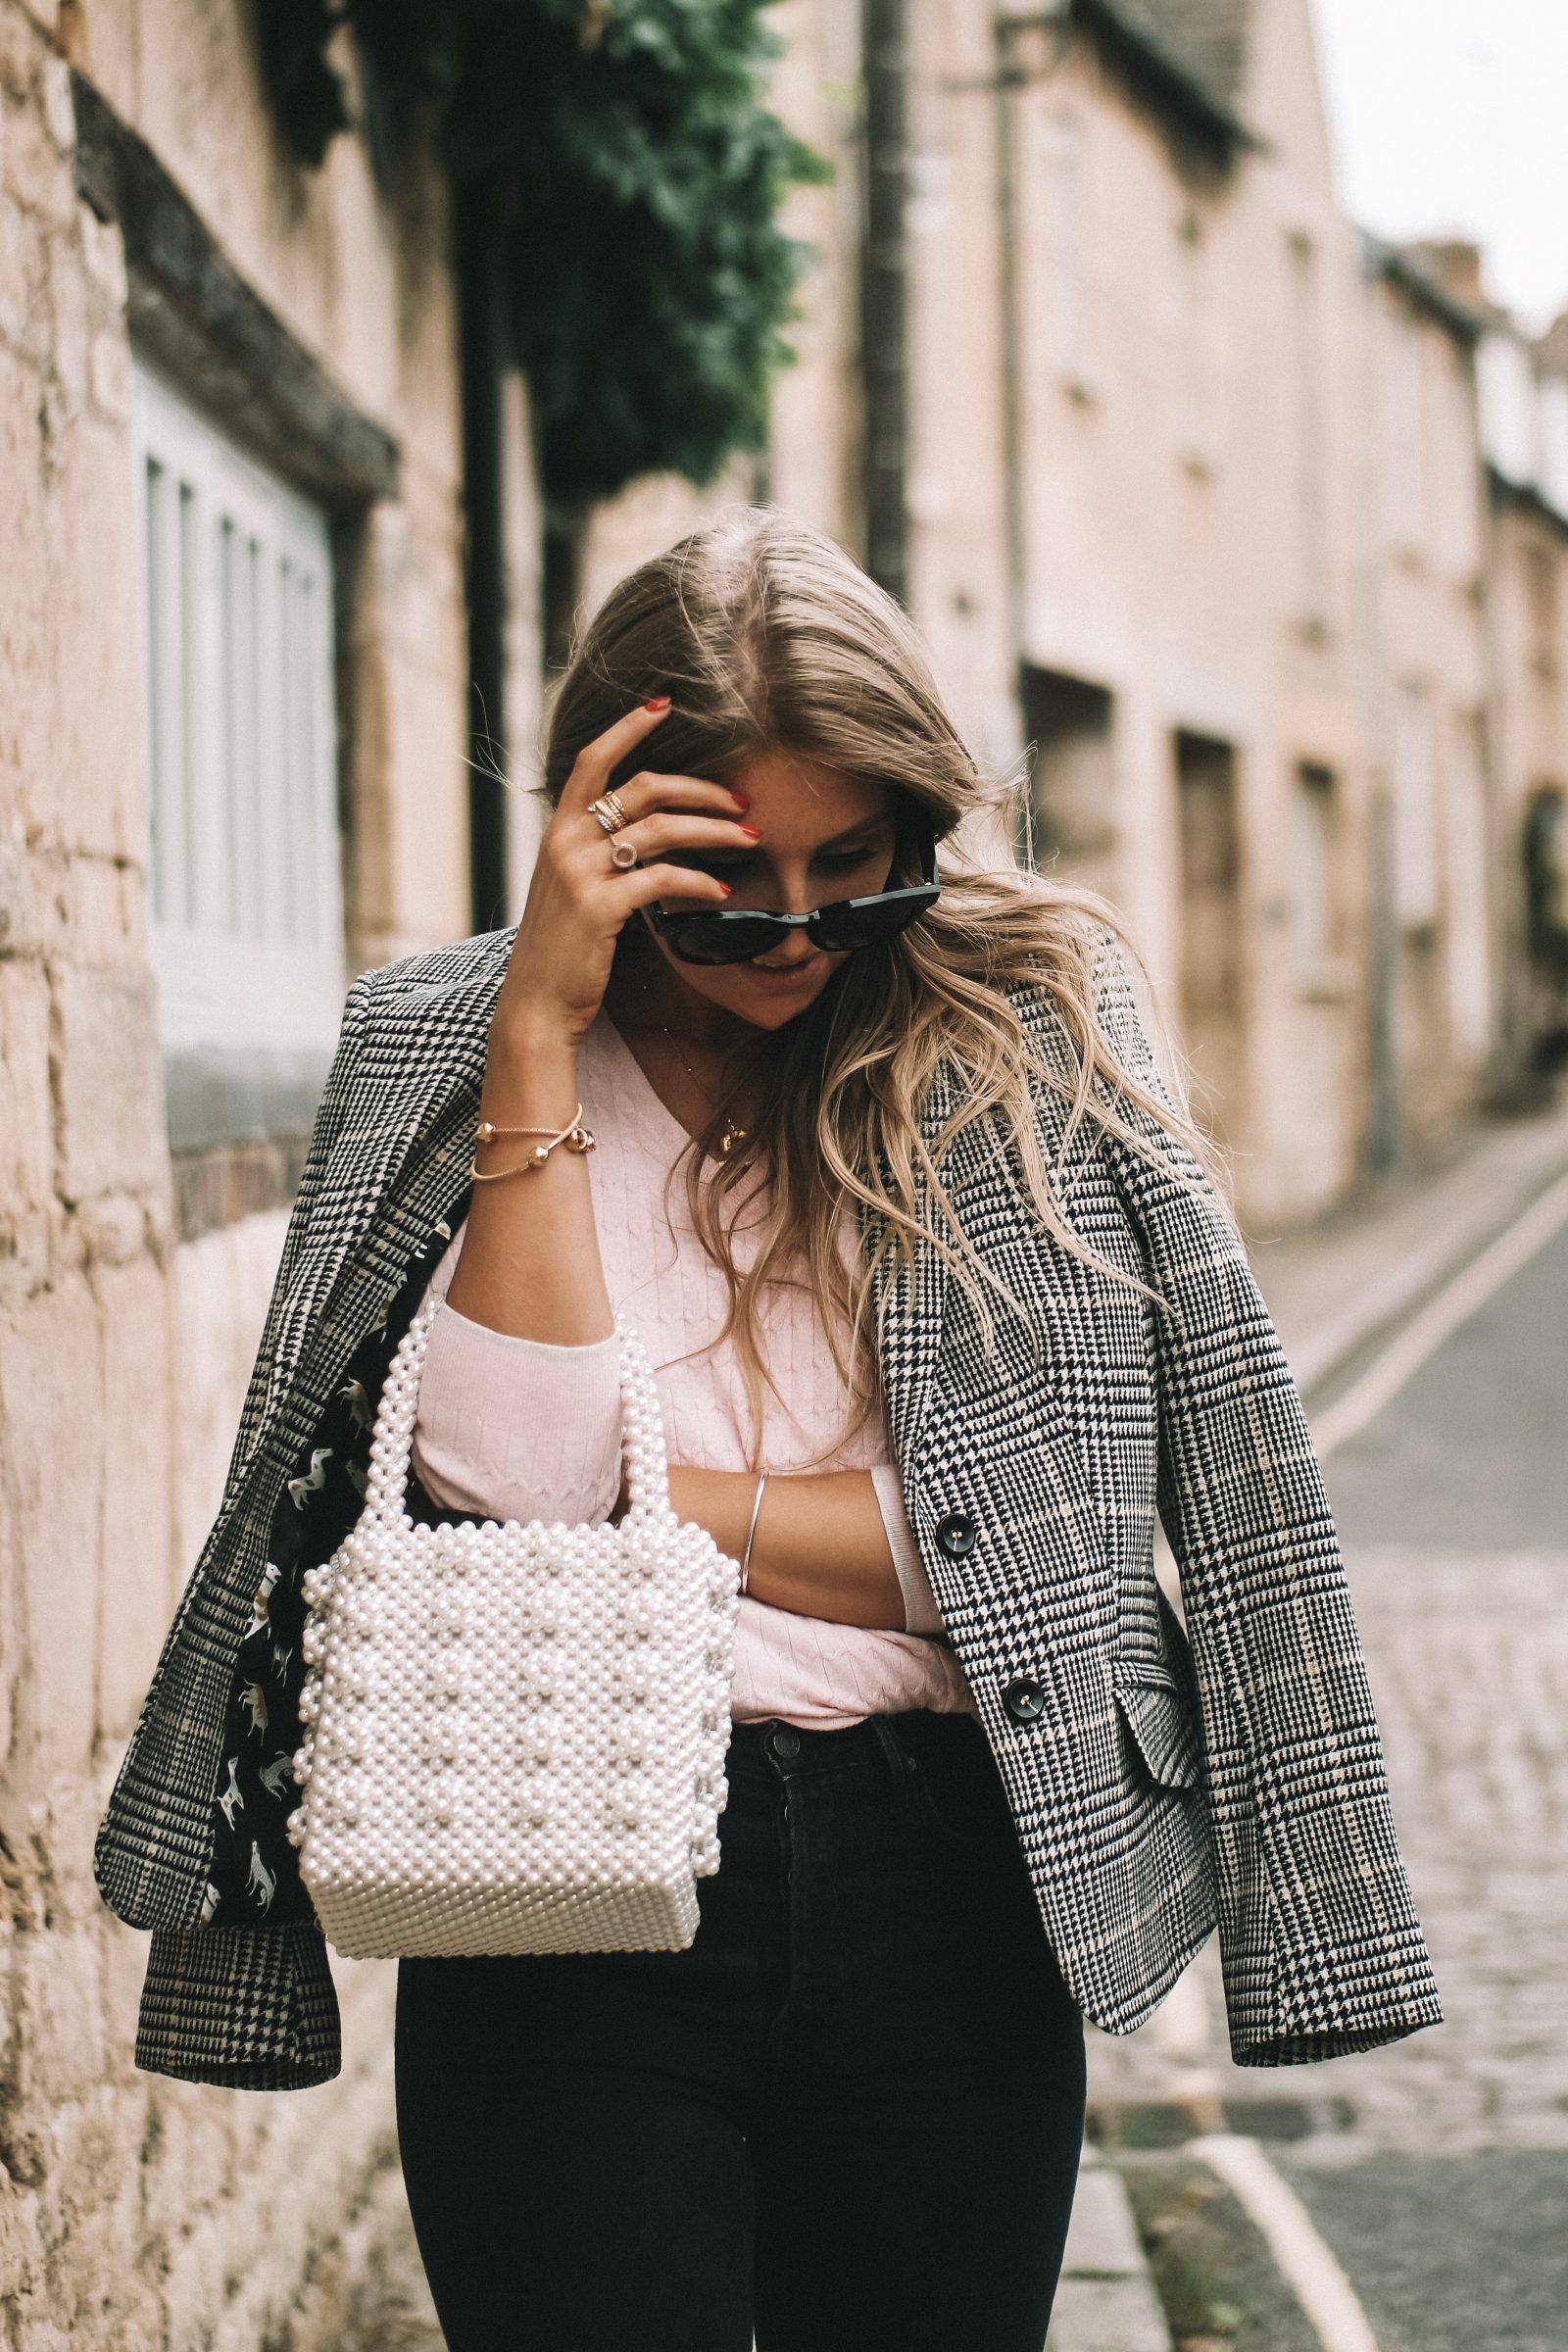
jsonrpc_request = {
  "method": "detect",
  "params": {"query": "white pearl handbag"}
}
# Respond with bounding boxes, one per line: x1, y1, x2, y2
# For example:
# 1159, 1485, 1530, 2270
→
285, 1293, 741, 1959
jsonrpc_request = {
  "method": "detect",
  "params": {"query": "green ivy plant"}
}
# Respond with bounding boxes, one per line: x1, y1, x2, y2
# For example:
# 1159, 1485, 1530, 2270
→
258, 0, 829, 510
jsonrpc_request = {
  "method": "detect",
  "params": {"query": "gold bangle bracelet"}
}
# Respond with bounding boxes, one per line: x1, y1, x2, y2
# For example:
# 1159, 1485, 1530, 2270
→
467, 1116, 596, 1180
739, 1469, 770, 1595
475, 1102, 585, 1144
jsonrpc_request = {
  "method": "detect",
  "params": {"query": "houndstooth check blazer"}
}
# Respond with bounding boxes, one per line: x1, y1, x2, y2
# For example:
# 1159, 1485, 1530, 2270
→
94, 925, 1441, 2087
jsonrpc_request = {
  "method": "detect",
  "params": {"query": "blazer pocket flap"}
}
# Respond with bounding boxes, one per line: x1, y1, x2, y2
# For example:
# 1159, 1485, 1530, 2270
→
1111, 1669, 1204, 1790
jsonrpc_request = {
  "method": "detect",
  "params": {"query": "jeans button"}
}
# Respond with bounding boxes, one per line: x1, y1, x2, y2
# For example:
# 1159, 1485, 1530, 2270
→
769, 1725, 801, 1759
1003, 1676, 1047, 1724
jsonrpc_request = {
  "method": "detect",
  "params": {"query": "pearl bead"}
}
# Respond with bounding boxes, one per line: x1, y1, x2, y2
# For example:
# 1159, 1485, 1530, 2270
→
292, 1298, 737, 1960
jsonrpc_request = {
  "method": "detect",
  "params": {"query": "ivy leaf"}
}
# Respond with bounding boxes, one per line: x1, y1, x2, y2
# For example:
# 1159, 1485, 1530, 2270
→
259, 0, 828, 509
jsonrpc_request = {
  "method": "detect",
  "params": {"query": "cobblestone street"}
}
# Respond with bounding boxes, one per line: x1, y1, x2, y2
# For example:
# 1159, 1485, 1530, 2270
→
1090, 1188, 1568, 2350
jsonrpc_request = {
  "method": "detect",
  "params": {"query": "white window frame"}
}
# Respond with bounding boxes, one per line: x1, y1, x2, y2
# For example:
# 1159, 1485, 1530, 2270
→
131, 359, 346, 1059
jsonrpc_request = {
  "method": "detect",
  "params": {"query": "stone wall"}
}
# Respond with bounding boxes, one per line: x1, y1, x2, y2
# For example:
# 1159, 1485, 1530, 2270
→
0, 1, 477, 2339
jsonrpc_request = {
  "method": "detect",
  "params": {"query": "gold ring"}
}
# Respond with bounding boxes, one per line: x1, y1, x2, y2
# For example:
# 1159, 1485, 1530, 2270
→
610, 837, 639, 870
602, 789, 629, 829
587, 795, 628, 837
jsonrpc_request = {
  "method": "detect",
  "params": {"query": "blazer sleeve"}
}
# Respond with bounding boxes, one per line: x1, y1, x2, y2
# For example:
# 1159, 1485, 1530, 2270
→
1093, 936, 1443, 2066
93, 972, 374, 1938
219, 971, 376, 1515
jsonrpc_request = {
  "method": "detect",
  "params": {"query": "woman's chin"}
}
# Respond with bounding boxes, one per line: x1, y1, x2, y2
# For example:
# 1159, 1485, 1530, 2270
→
720, 958, 835, 1026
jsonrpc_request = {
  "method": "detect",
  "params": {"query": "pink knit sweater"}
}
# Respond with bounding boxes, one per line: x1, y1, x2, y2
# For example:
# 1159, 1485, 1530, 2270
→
410, 1009, 979, 1730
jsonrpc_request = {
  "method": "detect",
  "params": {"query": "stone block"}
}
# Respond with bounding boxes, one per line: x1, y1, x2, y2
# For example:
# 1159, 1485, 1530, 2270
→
1046, 2273, 1173, 2352
95, 1252, 172, 1741
44, 411, 144, 860
2, 87, 74, 222
48, 229, 89, 410
0, 6, 40, 102
1060, 2161, 1152, 2278
62, 850, 139, 967
38, 48, 70, 150
75, 1189, 147, 1266
53, 962, 167, 1202
0, 1271, 103, 1780
0, 186, 51, 360
0, 1449, 21, 1766
78, 206, 126, 310
0, 956, 53, 1220
14, 1924, 107, 2107
89, 323, 131, 422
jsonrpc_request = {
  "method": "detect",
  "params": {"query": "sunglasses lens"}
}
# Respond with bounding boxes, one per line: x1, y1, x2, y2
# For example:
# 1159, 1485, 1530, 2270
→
662, 916, 783, 965
809, 889, 935, 955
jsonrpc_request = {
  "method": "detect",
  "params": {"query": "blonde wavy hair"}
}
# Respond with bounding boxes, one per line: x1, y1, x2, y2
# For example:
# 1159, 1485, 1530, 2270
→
540, 505, 1214, 1462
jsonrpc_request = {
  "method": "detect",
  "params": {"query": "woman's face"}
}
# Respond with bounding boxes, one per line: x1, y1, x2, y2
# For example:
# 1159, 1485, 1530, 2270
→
647, 750, 898, 1032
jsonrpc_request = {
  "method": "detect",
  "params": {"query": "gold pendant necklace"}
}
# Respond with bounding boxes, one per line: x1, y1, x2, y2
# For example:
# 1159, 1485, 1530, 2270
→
639, 980, 750, 1156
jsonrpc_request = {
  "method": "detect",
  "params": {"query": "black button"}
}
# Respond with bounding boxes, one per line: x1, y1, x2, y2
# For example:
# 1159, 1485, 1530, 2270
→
769, 1726, 801, 1759
1003, 1676, 1046, 1724
935, 1512, 978, 1559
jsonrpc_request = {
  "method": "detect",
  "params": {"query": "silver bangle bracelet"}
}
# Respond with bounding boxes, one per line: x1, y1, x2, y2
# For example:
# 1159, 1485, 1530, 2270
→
740, 1470, 770, 1595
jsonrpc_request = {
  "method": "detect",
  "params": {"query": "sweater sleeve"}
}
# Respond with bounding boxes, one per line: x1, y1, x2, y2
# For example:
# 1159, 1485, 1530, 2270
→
409, 1222, 623, 1527
870, 1463, 947, 1636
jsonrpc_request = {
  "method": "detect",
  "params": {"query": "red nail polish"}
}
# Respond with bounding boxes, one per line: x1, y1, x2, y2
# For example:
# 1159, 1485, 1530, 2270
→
729, 790, 751, 810
644, 694, 671, 711
739, 823, 762, 840
718, 881, 733, 896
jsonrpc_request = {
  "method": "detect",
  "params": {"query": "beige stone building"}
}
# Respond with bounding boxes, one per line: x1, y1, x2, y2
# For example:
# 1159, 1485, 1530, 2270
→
0, 1, 522, 2337
1352, 241, 1494, 1159
1476, 306, 1568, 1069
590, 0, 1489, 1225
593, 0, 1566, 1225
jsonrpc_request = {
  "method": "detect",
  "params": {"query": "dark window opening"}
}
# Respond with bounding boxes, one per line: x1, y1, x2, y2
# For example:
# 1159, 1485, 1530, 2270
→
1018, 665, 1117, 898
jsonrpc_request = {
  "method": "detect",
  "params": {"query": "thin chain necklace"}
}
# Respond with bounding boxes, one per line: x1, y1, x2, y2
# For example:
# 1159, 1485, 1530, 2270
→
638, 977, 750, 1157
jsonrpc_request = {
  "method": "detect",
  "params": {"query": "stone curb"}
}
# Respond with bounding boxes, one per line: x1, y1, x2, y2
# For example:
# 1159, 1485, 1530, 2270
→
1046, 2140, 1174, 2352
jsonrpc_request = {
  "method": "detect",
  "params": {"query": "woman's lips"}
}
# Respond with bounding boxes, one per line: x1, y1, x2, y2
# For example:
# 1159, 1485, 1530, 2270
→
742, 958, 819, 989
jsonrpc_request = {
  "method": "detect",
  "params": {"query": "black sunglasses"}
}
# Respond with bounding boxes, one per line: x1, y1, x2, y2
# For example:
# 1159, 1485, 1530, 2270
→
646, 817, 942, 966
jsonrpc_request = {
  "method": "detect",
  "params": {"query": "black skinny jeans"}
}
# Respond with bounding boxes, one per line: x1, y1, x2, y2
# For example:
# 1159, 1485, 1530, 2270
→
395, 1707, 1087, 2352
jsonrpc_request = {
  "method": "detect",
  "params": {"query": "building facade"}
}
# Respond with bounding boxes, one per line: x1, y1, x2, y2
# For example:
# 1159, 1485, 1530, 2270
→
591, 0, 1568, 1224
0, 1, 527, 2338
1477, 310, 1568, 1070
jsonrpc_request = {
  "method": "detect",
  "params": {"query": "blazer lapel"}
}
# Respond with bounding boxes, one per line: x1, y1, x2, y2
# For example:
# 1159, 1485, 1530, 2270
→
863, 1052, 957, 1478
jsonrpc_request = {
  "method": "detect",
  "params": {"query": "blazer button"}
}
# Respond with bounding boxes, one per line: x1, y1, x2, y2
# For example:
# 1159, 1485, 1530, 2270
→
1003, 1676, 1046, 1724
935, 1512, 977, 1559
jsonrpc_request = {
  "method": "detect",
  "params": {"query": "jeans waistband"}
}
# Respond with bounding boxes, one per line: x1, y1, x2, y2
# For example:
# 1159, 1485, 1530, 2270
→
726, 1708, 991, 1788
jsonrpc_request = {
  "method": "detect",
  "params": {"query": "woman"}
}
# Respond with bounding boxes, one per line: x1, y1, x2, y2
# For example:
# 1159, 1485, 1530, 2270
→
96, 508, 1440, 2352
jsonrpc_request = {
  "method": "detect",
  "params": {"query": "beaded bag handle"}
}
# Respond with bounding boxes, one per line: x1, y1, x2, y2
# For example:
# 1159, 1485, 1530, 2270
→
360, 1293, 673, 1537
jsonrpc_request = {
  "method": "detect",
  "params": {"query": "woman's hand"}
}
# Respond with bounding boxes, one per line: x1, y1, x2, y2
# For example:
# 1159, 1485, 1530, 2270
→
492, 698, 757, 1055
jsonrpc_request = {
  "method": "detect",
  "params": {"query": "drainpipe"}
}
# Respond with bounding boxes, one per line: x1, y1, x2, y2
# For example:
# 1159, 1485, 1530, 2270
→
861, 0, 908, 602
457, 171, 511, 934
993, 15, 1029, 710
1366, 785, 1401, 1169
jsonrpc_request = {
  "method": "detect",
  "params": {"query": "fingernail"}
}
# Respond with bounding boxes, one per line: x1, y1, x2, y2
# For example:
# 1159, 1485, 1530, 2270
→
729, 789, 750, 809
718, 881, 732, 896
644, 695, 671, 711
738, 823, 762, 840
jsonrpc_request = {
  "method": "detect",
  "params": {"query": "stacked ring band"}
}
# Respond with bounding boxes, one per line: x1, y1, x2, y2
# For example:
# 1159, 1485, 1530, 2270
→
588, 792, 629, 836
